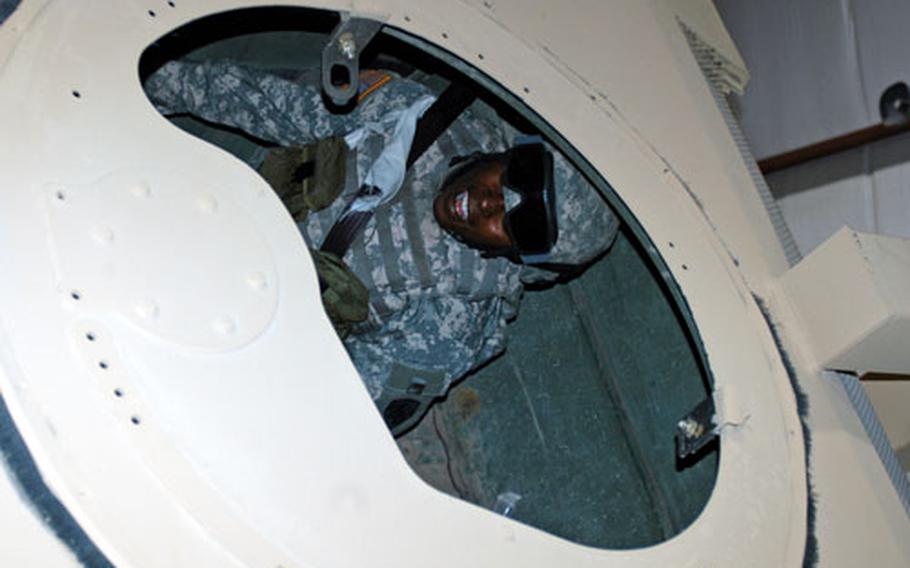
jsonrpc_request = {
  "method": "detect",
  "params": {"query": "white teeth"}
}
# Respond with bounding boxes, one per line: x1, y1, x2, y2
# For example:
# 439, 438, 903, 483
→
456, 191, 469, 221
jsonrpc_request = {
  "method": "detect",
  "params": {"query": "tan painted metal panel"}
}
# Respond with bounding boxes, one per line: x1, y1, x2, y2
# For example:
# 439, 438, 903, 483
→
0, 0, 905, 566
782, 227, 910, 374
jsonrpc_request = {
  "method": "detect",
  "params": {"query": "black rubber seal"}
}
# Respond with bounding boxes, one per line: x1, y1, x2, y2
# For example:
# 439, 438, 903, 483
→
0, 393, 114, 567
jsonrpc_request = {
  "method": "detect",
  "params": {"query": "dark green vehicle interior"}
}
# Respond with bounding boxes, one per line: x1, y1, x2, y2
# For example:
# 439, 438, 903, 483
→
140, 7, 718, 550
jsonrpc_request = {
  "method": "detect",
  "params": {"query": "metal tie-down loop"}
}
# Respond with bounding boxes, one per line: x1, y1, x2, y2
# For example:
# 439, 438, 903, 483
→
321, 16, 383, 107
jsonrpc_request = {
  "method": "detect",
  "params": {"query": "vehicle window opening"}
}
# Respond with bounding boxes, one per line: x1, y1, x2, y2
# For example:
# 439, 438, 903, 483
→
329, 63, 349, 87
0, 0, 20, 26
140, 6, 717, 550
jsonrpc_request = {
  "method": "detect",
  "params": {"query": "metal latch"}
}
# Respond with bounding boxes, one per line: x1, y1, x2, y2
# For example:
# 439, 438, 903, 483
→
675, 397, 717, 460
321, 16, 382, 107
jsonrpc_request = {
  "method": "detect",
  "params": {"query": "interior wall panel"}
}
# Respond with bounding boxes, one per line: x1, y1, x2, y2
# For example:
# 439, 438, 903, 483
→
714, 0, 869, 159
715, 0, 910, 255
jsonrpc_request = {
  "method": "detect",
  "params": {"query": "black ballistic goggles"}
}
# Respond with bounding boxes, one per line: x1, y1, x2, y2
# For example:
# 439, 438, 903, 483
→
502, 141, 558, 262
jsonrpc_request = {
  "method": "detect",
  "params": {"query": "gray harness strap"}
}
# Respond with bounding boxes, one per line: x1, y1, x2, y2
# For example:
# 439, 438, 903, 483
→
399, 170, 434, 289
457, 244, 476, 296
374, 206, 406, 293
477, 256, 505, 297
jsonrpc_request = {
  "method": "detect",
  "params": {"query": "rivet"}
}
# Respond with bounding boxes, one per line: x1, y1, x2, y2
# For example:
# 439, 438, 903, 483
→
246, 271, 268, 291
92, 226, 115, 245
134, 300, 159, 320
131, 182, 151, 198
212, 316, 236, 335
197, 194, 219, 213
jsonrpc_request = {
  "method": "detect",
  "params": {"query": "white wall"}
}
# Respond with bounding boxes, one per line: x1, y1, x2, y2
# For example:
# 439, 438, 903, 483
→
715, 0, 910, 255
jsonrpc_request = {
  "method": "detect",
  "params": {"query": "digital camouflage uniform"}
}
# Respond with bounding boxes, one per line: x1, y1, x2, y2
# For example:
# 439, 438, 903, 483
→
145, 60, 619, 412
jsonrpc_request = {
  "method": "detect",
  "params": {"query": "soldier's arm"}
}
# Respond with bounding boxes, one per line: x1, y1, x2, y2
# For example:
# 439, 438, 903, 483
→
144, 60, 362, 146
343, 296, 510, 400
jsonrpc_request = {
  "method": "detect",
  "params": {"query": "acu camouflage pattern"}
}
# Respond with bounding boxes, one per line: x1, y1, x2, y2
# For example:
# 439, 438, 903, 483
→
145, 60, 618, 401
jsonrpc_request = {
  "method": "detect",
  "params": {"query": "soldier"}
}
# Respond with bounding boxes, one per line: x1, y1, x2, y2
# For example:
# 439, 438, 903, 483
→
145, 59, 619, 432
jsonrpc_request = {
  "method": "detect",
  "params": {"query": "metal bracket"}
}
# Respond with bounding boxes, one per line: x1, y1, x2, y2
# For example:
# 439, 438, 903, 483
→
321, 16, 382, 107
675, 397, 717, 460
879, 81, 910, 127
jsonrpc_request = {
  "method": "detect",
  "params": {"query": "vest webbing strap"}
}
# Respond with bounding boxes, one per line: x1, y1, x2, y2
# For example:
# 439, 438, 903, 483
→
320, 82, 476, 258
399, 171, 434, 288
457, 243, 476, 296
477, 256, 505, 297
374, 206, 406, 292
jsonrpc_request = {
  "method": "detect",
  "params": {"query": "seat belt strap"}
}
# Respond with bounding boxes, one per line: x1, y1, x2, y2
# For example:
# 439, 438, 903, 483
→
406, 82, 475, 170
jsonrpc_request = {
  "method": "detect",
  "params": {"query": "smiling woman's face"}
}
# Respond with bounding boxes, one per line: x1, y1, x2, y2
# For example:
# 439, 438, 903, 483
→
432, 156, 513, 251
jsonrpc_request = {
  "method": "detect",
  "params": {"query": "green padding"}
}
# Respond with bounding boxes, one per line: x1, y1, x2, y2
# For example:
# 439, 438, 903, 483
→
424, 232, 717, 549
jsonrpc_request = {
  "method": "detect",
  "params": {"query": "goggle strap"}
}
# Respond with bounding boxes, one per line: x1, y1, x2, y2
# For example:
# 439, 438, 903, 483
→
519, 252, 553, 264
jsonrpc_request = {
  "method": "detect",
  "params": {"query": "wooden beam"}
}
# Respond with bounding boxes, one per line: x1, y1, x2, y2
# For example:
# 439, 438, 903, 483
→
860, 372, 910, 381
758, 121, 910, 175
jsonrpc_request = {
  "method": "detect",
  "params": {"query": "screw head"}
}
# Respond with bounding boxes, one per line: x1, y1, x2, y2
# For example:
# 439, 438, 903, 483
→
135, 300, 159, 320
196, 194, 219, 214
339, 32, 356, 59
212, 316, 236, 335
131, 182, 152, 199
